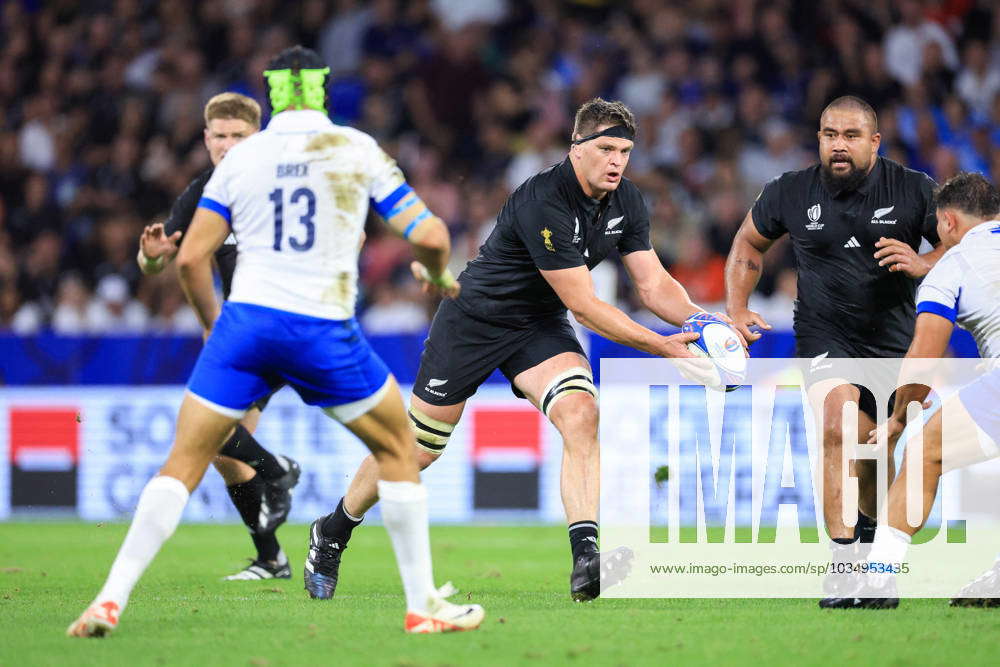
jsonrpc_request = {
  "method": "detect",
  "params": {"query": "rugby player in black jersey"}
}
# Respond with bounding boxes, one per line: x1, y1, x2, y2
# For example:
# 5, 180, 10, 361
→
304, 98, 733, 602
137, 92, 300, 581
725, 96, 944, 604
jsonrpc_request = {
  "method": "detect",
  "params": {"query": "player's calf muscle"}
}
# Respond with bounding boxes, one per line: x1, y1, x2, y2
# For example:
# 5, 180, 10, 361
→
212, 455, 255, 485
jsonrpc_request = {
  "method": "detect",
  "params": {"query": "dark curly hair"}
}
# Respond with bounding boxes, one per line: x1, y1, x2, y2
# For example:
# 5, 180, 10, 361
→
935, 172, 1000, 219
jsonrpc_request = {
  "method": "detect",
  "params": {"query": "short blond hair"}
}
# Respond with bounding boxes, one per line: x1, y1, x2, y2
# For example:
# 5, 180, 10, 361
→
204, 92, 261, 128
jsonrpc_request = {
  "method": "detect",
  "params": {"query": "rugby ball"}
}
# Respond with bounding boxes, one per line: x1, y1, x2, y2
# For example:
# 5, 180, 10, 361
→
681, 313, 747, 391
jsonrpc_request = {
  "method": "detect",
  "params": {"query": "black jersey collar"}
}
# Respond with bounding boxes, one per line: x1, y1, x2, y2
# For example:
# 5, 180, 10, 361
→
854, 156, 882, 196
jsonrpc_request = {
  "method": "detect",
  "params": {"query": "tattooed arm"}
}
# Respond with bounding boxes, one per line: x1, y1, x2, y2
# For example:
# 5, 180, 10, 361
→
725, 210, 778, 343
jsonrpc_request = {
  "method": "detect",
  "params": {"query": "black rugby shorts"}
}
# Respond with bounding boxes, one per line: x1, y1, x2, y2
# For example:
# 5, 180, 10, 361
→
412, 299, 585, 405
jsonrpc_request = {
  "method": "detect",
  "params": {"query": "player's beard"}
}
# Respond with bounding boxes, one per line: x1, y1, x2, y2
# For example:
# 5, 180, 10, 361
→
820, 156, 868, 193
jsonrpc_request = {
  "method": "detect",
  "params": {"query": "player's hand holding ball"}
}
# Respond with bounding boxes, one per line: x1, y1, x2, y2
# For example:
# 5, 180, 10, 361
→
726, 306, 771, 344
705, 311, 749, 353
411, 261, 461, 299
678, 312, 748, 392
655, 328, 714, 384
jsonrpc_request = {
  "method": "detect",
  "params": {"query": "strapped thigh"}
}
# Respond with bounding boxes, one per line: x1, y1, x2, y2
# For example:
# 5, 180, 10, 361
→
409, 406, 455, 455
539, 366, 598, 419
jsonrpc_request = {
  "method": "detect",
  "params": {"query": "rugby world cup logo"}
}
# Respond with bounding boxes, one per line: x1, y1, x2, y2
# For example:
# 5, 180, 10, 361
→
806, 204, 823, 230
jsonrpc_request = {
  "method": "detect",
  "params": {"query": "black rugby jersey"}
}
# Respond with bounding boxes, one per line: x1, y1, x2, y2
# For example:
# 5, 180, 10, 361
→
751, 156, 938, 353
163, 167, 239, 299
455, 158, 652, 326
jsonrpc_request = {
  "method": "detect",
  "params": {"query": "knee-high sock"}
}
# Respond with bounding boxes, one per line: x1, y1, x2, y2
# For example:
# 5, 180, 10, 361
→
95, 476, 189, 611
377, 480, 435, 613
866, 525, 911, 585
867, 526, 911, 566
218, 424, 286, 481
226, 475, 281, 562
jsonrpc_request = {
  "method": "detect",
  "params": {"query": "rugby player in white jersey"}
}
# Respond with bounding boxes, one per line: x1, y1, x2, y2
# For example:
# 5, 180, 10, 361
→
68, 46, 483, 637
821, 172, 1000, 608
137, 92, 302, 582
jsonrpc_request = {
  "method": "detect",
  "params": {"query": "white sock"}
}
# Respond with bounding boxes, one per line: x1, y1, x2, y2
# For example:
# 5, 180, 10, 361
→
867, 526, 911, 568
377, 480, 435, 614
95, 476, 189, 611
829, 540, 856, 564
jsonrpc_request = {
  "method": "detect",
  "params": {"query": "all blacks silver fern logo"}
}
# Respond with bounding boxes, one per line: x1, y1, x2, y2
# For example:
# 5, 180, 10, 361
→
806, 203, 823, 230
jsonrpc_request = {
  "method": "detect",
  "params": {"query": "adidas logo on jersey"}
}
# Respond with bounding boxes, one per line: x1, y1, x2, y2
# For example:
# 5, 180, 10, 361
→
843, 236, 861, 248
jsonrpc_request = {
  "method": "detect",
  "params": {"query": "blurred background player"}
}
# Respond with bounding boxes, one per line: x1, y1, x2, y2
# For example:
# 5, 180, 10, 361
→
725, 95, 944, 602
823, 172, 1000, 608
137, 92, 300, 581
67, 46, 483, 637
309, 98, 723, 603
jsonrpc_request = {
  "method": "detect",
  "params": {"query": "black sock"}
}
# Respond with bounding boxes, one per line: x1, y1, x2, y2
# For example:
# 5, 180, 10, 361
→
569, 521, 599, 561
226, 475, 281, 562
219, 424, 286, 481
832, 537, 856, 545
319, 497, 363, 546
855, 511, 877, 543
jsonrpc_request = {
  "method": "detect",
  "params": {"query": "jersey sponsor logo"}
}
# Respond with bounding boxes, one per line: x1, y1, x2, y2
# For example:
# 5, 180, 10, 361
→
806, 204, 823, 230
541, 227, 555, 252
871, 204, 897, 224
843, 236, 861, 248
427, 378, 448, 388
605, 216, 625, 235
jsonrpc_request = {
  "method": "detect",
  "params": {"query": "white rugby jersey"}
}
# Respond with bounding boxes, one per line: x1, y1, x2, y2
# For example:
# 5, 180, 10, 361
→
916, 220, 1000, 358
200, 109, 407, 320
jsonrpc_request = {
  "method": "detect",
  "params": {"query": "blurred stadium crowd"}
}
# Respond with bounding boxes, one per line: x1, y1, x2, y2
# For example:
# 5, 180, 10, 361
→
1, 0, 999, 335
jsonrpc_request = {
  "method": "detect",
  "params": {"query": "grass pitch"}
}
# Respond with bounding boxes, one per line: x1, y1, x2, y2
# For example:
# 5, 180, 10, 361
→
3, 522, 1000, 666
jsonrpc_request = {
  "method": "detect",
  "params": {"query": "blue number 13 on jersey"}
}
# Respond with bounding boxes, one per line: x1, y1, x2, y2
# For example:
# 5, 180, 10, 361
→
270, 187, 316, 251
